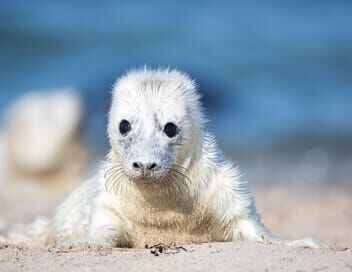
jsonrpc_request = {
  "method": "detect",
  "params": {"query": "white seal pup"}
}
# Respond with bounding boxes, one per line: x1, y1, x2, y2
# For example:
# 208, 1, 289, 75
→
0, 68, 323, 248
0, 89, 86, 183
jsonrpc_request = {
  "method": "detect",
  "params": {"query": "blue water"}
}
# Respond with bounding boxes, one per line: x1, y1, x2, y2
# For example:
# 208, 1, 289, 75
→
0, 1, 351, 153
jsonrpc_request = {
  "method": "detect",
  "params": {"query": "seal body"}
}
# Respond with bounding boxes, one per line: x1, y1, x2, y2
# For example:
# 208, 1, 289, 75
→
1, 68, 322, 249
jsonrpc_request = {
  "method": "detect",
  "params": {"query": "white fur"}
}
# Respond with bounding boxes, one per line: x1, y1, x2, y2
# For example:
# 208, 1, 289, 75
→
3, 89, 83, 175
0, 68, 323, 249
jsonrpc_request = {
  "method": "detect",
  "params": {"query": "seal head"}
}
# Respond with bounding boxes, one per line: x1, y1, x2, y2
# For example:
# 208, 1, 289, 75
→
108, 68, 204, 182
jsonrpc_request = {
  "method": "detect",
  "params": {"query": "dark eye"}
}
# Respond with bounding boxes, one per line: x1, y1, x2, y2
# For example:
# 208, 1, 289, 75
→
119, 119, 131, 135
163, 122, 178, 138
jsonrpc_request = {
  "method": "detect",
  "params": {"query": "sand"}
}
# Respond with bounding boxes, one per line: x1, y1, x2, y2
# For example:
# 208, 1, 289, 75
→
0, 182, 351, 272
0, 242, 351, 272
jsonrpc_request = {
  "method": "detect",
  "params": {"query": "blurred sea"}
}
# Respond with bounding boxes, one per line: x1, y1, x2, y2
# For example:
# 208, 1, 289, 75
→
0, 1, 351, 184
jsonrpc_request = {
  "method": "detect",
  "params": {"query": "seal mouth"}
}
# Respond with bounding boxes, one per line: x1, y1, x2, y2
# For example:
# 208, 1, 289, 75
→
129, 165, 191, 185
105, 161, 191, 187
128, 170, 169, 182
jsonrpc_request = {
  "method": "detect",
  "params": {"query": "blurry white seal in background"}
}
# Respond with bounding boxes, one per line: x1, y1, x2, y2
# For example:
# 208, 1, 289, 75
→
0, 89, 87, 184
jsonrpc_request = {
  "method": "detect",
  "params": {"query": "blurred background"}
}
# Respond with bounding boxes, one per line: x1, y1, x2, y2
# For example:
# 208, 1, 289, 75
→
0, 1, 351, 244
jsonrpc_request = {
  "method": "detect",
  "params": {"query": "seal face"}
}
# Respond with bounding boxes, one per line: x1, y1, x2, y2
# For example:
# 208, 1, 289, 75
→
108, 68, 203, 183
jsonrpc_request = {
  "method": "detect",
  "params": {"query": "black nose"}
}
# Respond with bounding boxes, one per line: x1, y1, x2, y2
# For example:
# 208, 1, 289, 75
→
132, 162, 158, 171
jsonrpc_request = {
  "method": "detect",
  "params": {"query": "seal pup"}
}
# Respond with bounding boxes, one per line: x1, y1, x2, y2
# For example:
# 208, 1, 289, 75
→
0, 89, 86, 183
0, 68, 323, 248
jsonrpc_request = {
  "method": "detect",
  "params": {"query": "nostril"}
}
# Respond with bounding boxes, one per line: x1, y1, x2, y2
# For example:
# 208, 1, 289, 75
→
133, 162, 141, 169
147, 163, 157, 170
133, 162, 157, 171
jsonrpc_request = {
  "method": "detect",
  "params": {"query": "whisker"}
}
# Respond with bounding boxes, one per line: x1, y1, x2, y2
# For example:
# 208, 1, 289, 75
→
169, 168, 191, 194
104, 161, 127, 194
110, 171, 125, 194
171, 164, 190, 174
170, 168, 192, 184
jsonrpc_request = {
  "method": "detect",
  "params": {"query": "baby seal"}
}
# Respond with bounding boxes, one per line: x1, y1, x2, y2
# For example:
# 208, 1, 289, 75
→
0, 68, 322, 249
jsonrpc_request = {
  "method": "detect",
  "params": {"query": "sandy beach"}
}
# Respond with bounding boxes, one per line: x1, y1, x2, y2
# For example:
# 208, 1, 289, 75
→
0, 182, 351, 272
